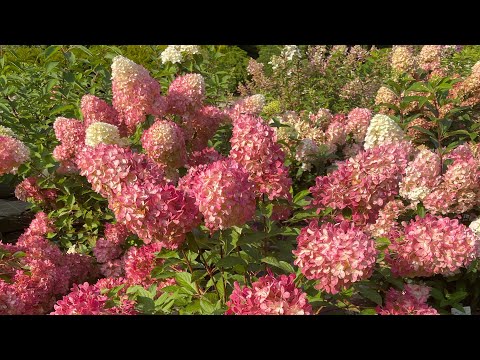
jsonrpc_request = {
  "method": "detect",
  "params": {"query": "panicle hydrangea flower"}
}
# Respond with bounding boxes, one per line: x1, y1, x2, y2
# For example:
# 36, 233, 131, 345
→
226, 271, 311, 315
459, 60, 480, 97
399, 146, 442, 203
295, 138, 320, 171
0, 125, 16, 138
167, 73, 205, 115
366, 199, 407, 239
391, 45, 416, 75
375, 86, 398, 114
141, 119, 187, 169
76, 143, 166, 199
424, 145, 480, 214
93, 223, 128, 264
179, 45, 201, 55
100, 259, 124, 278
309, 108, 332, 129
310, 141, 413, 225
111, 56, 166, 134
418, 45, 444, 72
160, 45, 183, 64
123, 242, 176, 291
81, 94, 120, 130
346, 108, 372, 143
226, 94, 266, 122
229, 114, 292, 202
389, 214, 478, 277
0, 214, 96, 315
0, 135, 30, 175
293, 220, 377, 294
325, 119, 347, 146
186, 147, 225, 168
14, 177, 57, 205
364, 114, 405, 149
181, 105, 227, 152
281, 45, 301, 61
179, 158, 256, 231
342, 142, 363, 158
51, 278, 137, 315
111, 182, 200, 248
376, 285, 439, 315
85, 122, 126, 147
469, 216, 480, 236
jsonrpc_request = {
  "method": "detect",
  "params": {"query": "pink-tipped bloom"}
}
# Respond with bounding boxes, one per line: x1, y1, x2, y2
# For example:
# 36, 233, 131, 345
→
76, 143, 166, 199
0, 135, 30, 175
225, 94, 266, 122
346, 108, 372, 143
167, 73, 205, 115
111, 183, 200, 248
310, 141, 413, 225
81, 94, 120, 130
230, 114, 292, 202
186, 147, 225, 168
293, 220, 377, 294
111, 56, 166, 135
226, 271, 312, 315
179, 158, 256, 231
123, 242, 176, 291
52, 117, 85, 162
181, 105, 227, 152
141, 119, 187, 169
376, 285, 439, 315
389, 214, 478, 277
14, 177, 57, 205
399, 146, 442, 203
93, 223, 128, 264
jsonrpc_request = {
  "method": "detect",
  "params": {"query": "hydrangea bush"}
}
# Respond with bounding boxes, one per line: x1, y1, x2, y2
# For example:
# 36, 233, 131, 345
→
2, 45, 480, 315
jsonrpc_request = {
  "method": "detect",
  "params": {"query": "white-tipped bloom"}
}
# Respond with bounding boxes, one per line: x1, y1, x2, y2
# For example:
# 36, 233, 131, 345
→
85, 122, 126, 147
161, 45, 183, 64
179, 45, 200, 55
111, 55, 150, 86
364, 114, 405, 149
0, 125, 16, 138
282, 45, 301, 61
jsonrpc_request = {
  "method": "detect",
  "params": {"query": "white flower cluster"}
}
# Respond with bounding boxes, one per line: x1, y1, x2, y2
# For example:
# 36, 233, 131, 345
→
364, 114, 405, 149
161, 45, 201, 64
281, 45, 301, 61
295, 138, 320, 171
469, 217, 480, 236
0, 125, 16, 138
85, 122, 126, 147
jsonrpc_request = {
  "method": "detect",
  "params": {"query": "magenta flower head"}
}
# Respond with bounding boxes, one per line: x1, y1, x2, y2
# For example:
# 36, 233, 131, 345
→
81, 94, 120, 129
226, 270, 312, 315
346, 107, 372, 143
179, 158, 256, 232
376, 284, 438, 315
293, 220, 377, 294
167, 73, 205, 115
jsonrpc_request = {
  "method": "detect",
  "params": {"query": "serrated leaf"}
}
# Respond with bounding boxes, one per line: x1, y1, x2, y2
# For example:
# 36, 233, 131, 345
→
358, 286, 383, 306
216, 256, 246, 268
200, 298, 216, 314
293, 189, 311, 204
175, 272, 197, 295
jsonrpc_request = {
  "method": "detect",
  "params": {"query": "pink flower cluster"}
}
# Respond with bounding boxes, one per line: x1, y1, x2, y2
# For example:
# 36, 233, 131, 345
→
0, 213, 97, 314
225, 94, 265, 122
141, 118, 187, 169
310, 141, 413, 224
51, 278, 137, 315
181, 105, 227, 152
93, 223, 129, 265
423, 145, 480, 214
389, 214, 478, 277
367, 199, 407, 240
14, 176, 58, 205
81, 94, 123, 133
399, 146, 442, 203
230, 114, 292, 202
52, 242, 178, 315
376, 284, 438, 315
226, 271, 312, 315
186, 147, 225, 168
179, 159, 256, 231
345, 108, 372, 143
293, 220, 377, 294
167, 73, 205, 115
111, 56, 166, 134
0, 135, 30, 175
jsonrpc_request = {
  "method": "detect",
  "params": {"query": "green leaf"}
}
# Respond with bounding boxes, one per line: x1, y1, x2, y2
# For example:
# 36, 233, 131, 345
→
342, 207, 352, 220
416, 203, 426, 218
175, 272, 197, 295
293, 189, 311, 204
286, 208, 318, 223
374, 237, 391, 250
136, 296, 156, 314
216, 256, 246, 268
45, 61, 59, 73
358, 286, 383, 306
44, 45, 61, 60
200, 298, 216, 314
